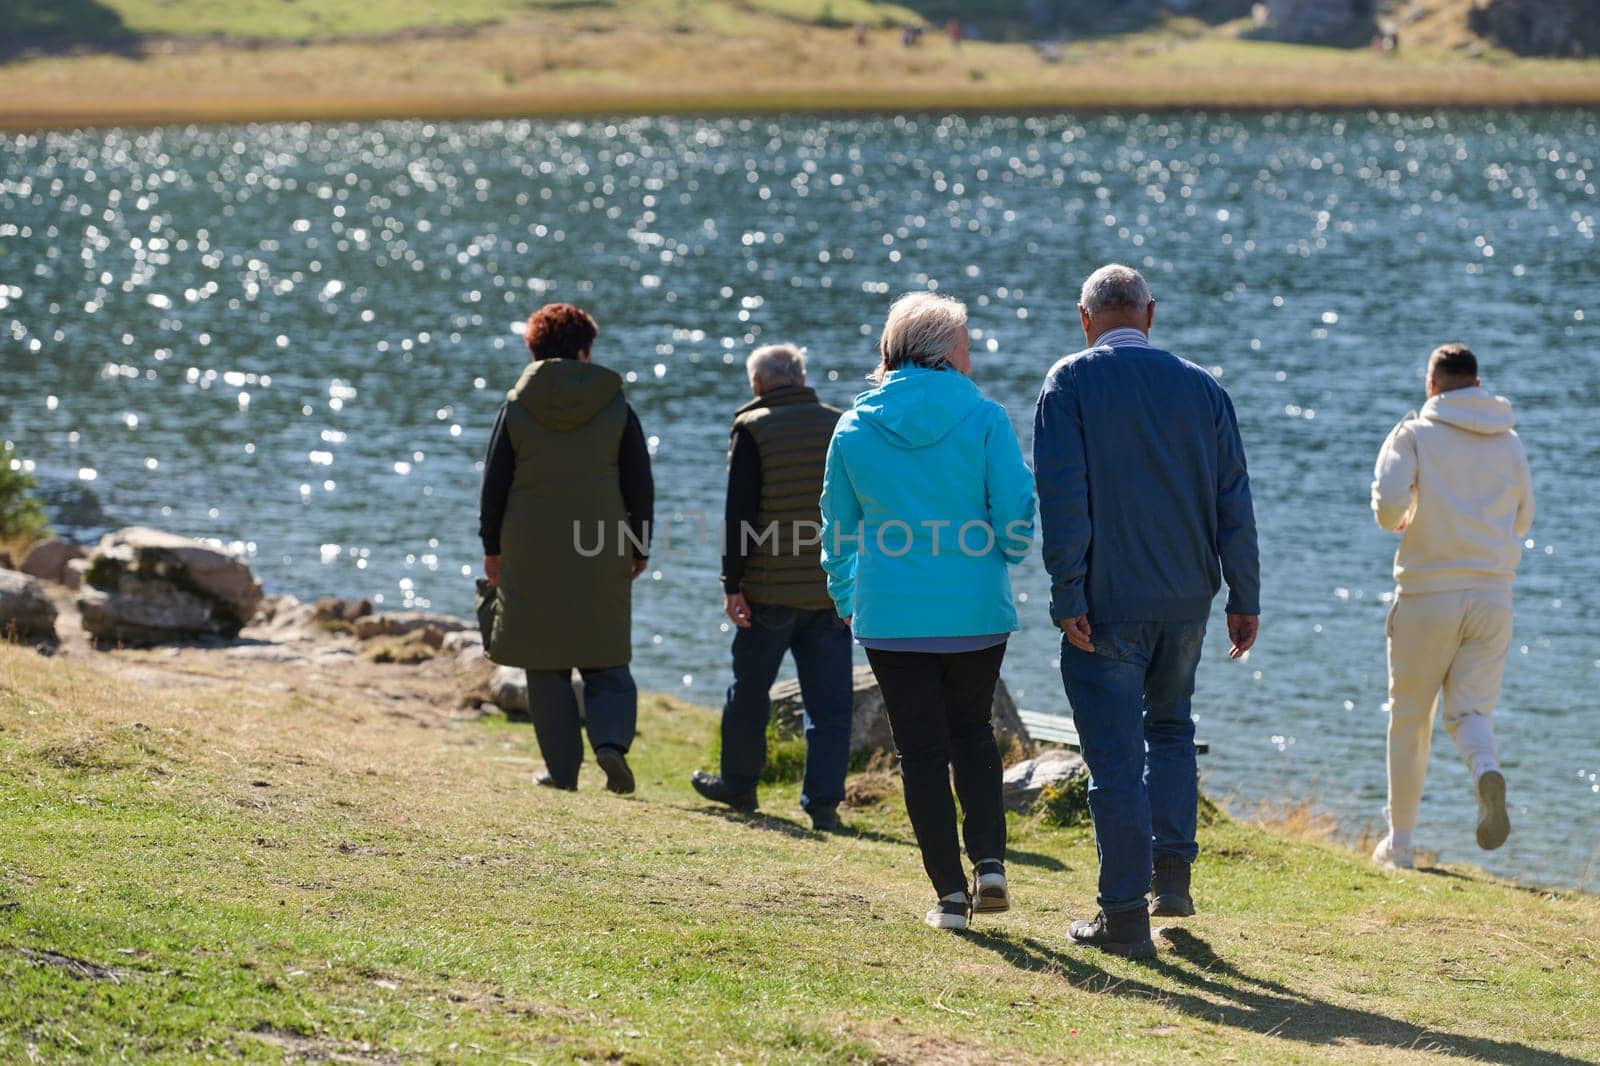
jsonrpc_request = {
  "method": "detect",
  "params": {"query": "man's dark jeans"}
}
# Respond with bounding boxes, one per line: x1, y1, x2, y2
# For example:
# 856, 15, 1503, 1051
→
527, 665, 637, 789
864, 643, 1008, 899
722, 603, 854, 816
1058, 619, 1206, 914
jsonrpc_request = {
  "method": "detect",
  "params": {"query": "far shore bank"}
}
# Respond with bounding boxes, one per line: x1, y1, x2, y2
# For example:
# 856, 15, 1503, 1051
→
5, 23, 1600, 132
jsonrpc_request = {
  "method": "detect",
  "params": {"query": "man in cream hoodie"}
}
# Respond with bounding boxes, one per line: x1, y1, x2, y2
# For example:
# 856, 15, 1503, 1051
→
1371, 344, 1535, 870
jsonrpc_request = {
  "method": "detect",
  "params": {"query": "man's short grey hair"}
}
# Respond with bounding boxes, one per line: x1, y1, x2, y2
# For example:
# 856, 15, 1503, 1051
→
747, 343, 807, 390
875, 291, 968, 381
1079, 264, 1153, 315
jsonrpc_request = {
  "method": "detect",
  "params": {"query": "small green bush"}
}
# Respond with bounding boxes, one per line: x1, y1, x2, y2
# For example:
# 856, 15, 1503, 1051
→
1037, 770, 1091, 828
0, 441, 50, 549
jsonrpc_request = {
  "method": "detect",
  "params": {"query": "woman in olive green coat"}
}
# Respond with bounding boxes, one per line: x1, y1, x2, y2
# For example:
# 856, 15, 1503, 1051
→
479, 303, 654, 793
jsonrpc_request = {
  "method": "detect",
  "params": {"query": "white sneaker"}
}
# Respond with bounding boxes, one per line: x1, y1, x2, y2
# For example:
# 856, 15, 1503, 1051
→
971, 859, 1010, 914
925, 893, 971, 930
1372, 836, 1415, 870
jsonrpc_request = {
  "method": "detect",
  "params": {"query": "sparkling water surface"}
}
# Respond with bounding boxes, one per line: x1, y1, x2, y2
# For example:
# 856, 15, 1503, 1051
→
3, 112, 1597, 888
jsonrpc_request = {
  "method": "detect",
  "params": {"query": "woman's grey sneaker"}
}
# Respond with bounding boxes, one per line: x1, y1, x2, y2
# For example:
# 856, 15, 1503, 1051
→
971, 859, 1010, 914
925, 892, 972, 931
689, 770, 758, 812
594, 746, 635, 795
1068, 909, 1156, 959
1476, 770, 1511, 850
1150, 856, 1195, 918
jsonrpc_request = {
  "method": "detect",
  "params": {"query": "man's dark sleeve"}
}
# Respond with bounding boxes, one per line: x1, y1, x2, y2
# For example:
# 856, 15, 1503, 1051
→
619, 405, 654, 560
1033, 365, 1091, 621
478, 403, 514, 556
721, 426, 762, 595
1215, 389, 1261, 616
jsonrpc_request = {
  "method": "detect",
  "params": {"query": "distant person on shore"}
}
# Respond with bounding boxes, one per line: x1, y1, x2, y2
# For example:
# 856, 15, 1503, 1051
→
479, 303, 654, 795
1034, 265, 1259, 959
948, 18, 963, 48
855, 21, 868, 46
820, 292, 1036, 931
1370, 344, 1534, 870
690, 344, 853, 832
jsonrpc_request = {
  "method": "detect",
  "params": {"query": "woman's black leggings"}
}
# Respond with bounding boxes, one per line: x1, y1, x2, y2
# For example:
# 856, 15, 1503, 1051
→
864, 643, 1008, 898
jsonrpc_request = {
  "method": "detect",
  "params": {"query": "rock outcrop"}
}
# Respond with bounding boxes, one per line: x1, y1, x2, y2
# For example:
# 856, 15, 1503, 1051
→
771, 665, 1033, 763
19, 538, 87, 584
1468, 0, 1599, 56
77, 527, 264, 646
0, 570, 58, 641
1002, 748, 1087, 813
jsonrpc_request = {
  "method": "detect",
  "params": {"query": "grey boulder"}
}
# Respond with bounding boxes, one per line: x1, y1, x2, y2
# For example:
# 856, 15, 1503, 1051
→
19, 538, 87, 584
1002, 748, 1087, 813
771, 664, 1033, 763
77, 527, 264, 646
0, 570, 58, 641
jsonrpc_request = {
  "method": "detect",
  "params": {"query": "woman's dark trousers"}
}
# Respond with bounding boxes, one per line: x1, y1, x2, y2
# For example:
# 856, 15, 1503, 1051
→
863, 643, 1008, 898
526, 666, 637, 789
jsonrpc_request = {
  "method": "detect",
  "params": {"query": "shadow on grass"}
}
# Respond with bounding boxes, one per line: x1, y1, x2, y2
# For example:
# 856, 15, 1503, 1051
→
690, 804, 822, 841
0, 0, 141, 62
1003, 847, 1070, 873
965, 927, 1587, 1065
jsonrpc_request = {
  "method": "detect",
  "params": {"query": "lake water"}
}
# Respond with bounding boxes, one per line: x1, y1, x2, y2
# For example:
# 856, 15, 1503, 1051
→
3, 112, 1597, 888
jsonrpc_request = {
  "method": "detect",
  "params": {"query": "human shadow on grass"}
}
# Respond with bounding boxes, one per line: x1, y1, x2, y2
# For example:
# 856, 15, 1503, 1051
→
965, 927, 1586, 1065
689, 805, 824, 841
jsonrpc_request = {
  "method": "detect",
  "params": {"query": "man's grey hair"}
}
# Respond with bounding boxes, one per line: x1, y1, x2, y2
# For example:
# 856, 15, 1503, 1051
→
1079, 264, 1153, 315
747, 343, 807, 391
875, 291, 968, 381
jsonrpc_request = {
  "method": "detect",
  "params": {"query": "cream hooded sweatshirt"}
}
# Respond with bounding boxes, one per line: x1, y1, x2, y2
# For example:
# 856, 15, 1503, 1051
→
1371, 387, 1535, 594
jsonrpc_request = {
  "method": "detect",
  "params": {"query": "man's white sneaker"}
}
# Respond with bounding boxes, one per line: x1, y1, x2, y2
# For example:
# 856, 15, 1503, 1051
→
1372, 836, 1415, 870
925, 893, 971, 930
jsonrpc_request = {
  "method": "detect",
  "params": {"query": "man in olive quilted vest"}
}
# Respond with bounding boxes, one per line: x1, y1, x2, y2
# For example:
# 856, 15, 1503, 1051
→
691, 344, 854, 831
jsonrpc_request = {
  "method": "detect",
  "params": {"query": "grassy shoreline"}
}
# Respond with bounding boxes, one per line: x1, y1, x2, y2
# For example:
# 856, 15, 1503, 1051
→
4, 17, 1600, 132
2, 635, 1597, 1063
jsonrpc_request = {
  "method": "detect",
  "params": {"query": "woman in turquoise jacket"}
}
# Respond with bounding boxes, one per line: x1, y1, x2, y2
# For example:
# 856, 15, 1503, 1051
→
820, 292, 1036, 930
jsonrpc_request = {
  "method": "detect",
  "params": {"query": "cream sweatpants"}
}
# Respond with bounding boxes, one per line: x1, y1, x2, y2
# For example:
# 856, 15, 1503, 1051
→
1385, 586, 1513, 834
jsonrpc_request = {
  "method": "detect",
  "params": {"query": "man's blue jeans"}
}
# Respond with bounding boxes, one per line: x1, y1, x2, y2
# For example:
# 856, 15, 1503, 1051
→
722, 603, 854, 815
1058, 619, 1206, 914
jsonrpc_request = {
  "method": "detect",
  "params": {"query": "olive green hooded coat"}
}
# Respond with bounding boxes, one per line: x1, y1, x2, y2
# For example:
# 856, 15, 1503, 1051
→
490, 359, 636, 670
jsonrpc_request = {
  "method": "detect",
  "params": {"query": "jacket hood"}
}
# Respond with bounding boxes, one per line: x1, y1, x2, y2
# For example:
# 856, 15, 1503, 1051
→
510, 358, 622, 430
851, 366, 985, 449
1421, 387, 1516, 437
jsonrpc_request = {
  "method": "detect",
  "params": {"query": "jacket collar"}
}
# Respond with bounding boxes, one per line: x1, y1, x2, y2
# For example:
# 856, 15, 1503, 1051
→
736, 384, 819, 416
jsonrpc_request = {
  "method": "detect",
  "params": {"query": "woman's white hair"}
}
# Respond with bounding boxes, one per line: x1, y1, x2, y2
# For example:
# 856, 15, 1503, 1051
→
747, 343, 807, 391
874, 291, 968, 381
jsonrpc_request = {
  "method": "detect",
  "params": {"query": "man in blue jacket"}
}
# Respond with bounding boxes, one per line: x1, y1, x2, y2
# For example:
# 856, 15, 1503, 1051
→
1033, 265, 1260, 958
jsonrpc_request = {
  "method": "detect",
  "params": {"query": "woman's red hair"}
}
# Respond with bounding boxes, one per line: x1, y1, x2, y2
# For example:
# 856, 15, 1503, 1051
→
525, 303, 599, 360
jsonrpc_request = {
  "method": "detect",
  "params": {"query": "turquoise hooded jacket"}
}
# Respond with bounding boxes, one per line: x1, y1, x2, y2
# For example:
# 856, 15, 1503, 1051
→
819, 366, 1037, 639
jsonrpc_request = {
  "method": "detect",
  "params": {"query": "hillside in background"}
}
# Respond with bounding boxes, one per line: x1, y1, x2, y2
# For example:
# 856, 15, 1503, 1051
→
1, 1, 1597, 132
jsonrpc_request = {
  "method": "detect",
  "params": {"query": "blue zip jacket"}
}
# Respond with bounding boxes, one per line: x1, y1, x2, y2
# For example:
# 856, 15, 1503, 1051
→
1032, 339, 1260, 625
819, 366, 1037, 639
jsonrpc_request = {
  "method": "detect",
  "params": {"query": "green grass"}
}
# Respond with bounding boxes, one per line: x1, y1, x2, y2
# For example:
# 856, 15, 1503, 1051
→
2, 642, 1597, 1063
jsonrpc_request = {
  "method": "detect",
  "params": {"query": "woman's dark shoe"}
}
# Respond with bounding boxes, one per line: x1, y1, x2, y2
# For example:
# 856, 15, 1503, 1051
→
809, 807, 841, 832
925, 892, 972, 931
534, 771, 576, 791
1150, 856, 1196, 918
1476, 770, 1511, 850
971, 859, 1010, 914
1068, 909, 1157, 959
689, 770, 758, 812
594, 746, 636, 795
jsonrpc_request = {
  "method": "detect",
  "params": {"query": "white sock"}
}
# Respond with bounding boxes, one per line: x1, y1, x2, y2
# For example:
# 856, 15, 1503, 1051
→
1389, 828, 1414, 850
940, 891, 969, 904
1473, 756, 1501, 781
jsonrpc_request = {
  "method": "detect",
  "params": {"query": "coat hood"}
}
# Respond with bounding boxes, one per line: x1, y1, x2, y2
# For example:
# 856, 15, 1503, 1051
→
510, 358, 622, 430
851, 366, 985, 449
1420, 387, 1516, 437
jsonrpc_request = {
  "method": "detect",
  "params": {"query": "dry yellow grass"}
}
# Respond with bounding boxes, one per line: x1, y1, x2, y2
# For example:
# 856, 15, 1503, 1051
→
2, 12, 1600, 130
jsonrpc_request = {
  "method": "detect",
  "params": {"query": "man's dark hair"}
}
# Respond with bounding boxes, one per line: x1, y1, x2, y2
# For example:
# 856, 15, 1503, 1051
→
1427, 343, 1479, 391
525, 303, 598, 360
